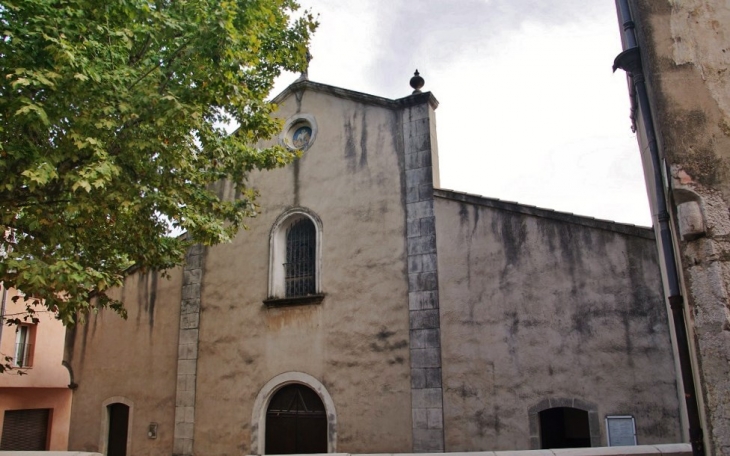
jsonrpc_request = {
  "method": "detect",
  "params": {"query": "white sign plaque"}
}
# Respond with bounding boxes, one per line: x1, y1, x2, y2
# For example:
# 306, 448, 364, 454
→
606, 416, 637, 446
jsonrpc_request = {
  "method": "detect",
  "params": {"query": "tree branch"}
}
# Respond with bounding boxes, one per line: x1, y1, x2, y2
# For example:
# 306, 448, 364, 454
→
127, 37, 192, 91
129, 33, 152, 66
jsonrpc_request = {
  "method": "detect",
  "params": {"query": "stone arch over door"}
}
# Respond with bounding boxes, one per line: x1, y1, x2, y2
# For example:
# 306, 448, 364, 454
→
251, 372, 337, 454
528, 397, 600, 449
99, 396, 134, 456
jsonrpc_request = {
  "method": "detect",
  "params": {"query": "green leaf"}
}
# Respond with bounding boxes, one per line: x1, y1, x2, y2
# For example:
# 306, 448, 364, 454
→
0, 0, 316, 326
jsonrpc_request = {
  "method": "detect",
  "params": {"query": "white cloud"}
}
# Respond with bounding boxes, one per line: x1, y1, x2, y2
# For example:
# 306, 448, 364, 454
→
273, 0, 652, 225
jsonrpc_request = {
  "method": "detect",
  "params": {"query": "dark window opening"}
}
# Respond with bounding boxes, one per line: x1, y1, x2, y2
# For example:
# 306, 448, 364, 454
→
539, 407, 591, 449
107, 403, 129, 456
265, 384, 327, 454
14, 325, 34, 367
285, 219, 316, 297
0, 408, 50, 450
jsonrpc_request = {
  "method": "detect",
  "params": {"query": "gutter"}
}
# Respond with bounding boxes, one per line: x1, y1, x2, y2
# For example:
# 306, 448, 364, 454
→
612, 2, 705, 456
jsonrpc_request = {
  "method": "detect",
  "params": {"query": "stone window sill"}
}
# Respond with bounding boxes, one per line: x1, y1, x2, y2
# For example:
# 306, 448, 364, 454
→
263, 294, 325, 308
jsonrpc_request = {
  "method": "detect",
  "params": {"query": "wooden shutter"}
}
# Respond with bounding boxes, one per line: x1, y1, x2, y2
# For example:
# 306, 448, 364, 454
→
0, 408, 50, 450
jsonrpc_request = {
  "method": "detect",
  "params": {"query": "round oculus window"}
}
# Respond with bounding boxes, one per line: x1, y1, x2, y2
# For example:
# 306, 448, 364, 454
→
281, 114, 317, 151
292, 125, 312, 149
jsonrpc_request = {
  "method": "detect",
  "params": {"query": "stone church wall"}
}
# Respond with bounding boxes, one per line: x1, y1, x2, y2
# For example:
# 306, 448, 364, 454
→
191, 88, 414, 455
62, 80, 686, 455
434, 191, 682, 451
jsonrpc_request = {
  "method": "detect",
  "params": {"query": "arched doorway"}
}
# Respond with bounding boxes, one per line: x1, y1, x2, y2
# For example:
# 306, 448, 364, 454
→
265, 384, 327, 454
528, 398, 599, 449
106, 403, 129, 456
539, 407, 591, 449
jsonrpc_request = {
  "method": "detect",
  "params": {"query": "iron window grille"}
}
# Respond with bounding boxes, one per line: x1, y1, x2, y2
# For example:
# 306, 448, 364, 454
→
14, 326, 33, 367
14, 342, 33, 367
284, 218, 316, 297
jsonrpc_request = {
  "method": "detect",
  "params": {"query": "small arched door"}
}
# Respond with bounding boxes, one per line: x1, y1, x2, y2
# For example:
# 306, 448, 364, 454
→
265, 384, 327, 454
539, 407, 591, 449
106, 403, 129, 456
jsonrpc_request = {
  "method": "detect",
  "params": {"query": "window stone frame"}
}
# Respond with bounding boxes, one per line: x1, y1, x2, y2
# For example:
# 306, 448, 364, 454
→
266, 208, 323, 305
99, 396, 134, 455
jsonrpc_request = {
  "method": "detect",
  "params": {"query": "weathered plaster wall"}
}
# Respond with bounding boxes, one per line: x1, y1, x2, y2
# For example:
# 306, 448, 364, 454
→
66, 269, 182, 455
435, 193, 682, 451
629, 1, 730, 454
192, 88, 413, 455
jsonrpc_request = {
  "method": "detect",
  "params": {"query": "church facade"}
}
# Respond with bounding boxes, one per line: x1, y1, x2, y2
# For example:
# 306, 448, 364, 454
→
64, 80, 683, 455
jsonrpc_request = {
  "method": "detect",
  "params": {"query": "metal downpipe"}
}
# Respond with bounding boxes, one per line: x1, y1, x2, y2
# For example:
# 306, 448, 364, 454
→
613, 2, 705, 456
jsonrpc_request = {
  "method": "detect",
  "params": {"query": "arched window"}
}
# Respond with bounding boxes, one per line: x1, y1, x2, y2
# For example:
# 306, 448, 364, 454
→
265, 384, 327, 454
285, 219, 316, 297
266, 209, 323, 306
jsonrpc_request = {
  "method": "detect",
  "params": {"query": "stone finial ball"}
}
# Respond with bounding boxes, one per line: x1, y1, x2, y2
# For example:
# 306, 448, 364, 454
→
410, 70, 425, 94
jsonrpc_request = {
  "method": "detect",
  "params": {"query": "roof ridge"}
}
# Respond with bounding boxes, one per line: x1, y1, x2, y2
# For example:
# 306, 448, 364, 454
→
434, 188, 654, 239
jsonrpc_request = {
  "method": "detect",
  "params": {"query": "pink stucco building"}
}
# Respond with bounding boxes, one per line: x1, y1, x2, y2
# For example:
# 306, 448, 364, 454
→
0, 284, 72, 450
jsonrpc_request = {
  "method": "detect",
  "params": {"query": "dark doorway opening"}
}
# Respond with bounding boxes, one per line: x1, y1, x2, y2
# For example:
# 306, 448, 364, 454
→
265, 384, 327, 454
107, 403, 129, 456
539, 407, 591, 449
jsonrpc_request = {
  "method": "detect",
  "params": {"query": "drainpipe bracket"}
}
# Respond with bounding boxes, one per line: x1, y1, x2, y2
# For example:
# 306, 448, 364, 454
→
613, 47, 642, 74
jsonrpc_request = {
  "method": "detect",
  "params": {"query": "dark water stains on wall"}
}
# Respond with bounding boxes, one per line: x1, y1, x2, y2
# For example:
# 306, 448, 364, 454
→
557, 225, 581, 278
360, 109, 368, 168
463, 292, 487, 325
683, 145, 727, 187
438, 195, 678, 449
292, 159, 300, 206
661, 105, 729, 186
264, 304, 321, 331
293, 89, 303, 113
474, 407, 503, 438
536, 221, 600, 294
458, 203, 481, 287
90, 309, 98, 342
505, 310, 521, 366
63, 321, 77, 366
491, 212, 528, 270
344, 118, 357, 173
135, 271, 158, 331
457, 205, 480, 237
625, 237, 666, 339
458, 203, 469, 226
377, 328, 396, 340
449, 383, 479, 399
237, 347, 257, 366
387, 356, 406, 365
371, 327, 408, 353
218, 370, 243, 381
80, 313, 90, 364
343, 107, 374, 174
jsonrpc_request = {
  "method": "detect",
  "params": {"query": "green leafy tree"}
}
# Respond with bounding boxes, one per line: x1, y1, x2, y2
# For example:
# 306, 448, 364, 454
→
0, 0, 316, 324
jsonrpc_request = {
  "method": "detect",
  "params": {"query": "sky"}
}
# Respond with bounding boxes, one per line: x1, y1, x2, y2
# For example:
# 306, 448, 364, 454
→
272, 0, 653, 226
